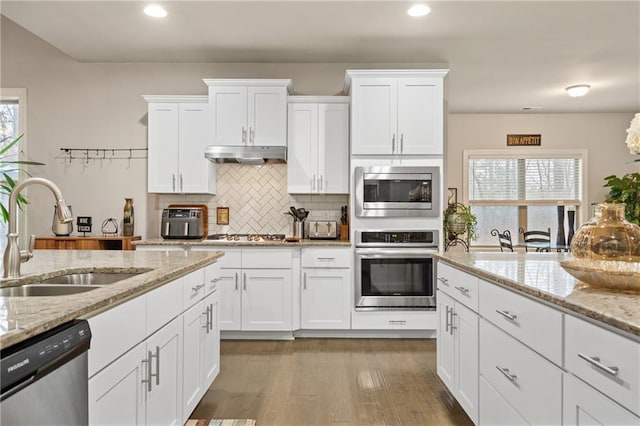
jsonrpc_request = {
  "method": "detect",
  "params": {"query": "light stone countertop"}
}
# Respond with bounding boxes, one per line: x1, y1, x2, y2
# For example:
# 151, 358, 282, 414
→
0, 249, 223, 349
133, 238, 352, 247
433, 252, 640, 339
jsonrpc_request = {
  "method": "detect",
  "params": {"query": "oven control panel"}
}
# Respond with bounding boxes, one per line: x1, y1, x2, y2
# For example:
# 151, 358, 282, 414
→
355, 230, 439, 247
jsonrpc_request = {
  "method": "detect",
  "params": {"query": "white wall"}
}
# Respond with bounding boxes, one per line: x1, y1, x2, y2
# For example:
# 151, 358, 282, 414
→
1, 16, 637, 243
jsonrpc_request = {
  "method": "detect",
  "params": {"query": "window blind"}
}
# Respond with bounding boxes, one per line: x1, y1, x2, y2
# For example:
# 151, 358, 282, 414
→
469, 157, 581, 202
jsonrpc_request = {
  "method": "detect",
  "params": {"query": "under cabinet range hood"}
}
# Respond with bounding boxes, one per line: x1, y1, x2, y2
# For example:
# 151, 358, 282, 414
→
204, 145, 287, 165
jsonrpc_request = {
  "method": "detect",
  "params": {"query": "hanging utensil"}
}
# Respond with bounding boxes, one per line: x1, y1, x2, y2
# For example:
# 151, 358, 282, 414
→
290, 206, 299, 220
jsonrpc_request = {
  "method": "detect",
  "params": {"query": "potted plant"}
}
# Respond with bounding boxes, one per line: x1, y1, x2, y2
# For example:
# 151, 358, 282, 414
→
0, 134, 44, 221
443, 202, 478, 242
603, 172, 640, 225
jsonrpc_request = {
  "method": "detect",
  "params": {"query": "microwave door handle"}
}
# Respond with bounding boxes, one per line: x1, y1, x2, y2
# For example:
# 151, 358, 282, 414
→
164, 221, 170, 236
184, 222, 189, 236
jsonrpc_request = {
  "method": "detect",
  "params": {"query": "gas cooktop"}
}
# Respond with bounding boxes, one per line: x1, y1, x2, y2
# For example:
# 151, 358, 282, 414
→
206, 233, 286, 242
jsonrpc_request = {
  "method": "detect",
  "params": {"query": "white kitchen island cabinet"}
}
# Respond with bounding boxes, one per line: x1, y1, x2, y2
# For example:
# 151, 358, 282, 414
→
434, 254, 640, 426
204, 79, 292, 147
287, 97, 349, 194
345, 70, 447, 156
87, 262, 221, 425
144, 95, 216, 194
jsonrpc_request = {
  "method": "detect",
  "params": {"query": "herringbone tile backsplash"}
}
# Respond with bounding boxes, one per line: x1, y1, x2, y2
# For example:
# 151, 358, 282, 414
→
158, 164, 348, 236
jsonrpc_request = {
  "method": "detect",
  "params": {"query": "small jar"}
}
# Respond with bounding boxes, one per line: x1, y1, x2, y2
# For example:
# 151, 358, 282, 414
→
570, 203, 640, 262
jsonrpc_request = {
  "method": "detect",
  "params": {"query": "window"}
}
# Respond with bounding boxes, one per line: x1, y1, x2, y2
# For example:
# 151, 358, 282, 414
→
0, 89, 27, 255
464, 150, 587, 246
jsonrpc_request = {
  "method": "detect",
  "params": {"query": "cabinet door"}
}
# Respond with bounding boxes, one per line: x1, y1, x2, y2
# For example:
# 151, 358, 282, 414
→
287, 103, 318, 193
182, 301, 206, 421
318, 103, 349, 193
397, 78, 443, 155
351, 78, 397, 155
89, 343, 147, 426
148, 103, 180, 193
179, 103, 215, 194
437, 290, 455, 393
479, 375, 528, 426
203, 290, 221, 389
146, 316, 183, 426
454, 301, 478, 424
301, 268, 350, 329
248, 85, 287, 146
218, 268, 242, 330
564, 373, 640, 426
242, 269, 292, 331
210, 85, 247, 145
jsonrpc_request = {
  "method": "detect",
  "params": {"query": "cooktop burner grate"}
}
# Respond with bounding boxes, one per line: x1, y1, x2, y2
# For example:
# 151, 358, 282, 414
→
206, 233, 286, 242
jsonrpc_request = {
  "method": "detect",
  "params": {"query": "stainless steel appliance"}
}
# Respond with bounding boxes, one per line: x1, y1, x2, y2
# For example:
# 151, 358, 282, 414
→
355, 229, 438, 310
161, 207, 205, 239
354, 166, 440, 217
204, 145, 286, 164
1, 320, 92, 426
308, 220, 338, 239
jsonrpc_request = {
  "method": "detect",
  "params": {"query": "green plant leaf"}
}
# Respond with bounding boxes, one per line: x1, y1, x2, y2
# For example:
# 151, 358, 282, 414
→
0, 134, 22, 157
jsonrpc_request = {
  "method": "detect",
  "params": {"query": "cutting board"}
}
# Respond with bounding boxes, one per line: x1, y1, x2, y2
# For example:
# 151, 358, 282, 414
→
168, 204, 208, 239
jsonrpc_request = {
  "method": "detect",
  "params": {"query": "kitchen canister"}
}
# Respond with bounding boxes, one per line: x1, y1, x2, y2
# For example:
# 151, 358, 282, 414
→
123, 197, 134, 236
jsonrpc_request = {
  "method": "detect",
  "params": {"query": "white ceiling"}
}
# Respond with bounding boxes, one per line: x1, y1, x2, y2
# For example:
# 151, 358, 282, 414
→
1, 0, 639, 113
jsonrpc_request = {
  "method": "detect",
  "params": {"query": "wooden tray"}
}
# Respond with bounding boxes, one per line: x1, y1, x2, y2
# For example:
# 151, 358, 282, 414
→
168, 204, 208, 239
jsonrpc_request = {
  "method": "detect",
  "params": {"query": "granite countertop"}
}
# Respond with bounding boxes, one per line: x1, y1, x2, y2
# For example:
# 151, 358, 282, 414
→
0, 249, 223, 349
433, 252, 640, 339
133, 238, 352, 247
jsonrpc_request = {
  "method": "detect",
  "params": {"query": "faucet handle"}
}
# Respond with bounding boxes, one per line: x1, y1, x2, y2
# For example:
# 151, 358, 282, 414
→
20, 235, 36, 263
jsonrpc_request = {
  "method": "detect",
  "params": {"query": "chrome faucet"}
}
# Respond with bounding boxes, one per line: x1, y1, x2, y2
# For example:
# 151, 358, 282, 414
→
3, 177, 73, 278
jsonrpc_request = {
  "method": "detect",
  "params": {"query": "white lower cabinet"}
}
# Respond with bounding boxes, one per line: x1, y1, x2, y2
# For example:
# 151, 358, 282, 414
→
436, 290, 478, 424
300, 247, 351, 329
478, 375, 527, 426
88, 316, 182, 426
88, 262, 221, 426
563, 373, 640, 426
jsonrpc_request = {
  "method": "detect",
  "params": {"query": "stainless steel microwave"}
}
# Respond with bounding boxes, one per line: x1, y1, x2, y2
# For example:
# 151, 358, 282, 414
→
354, 166, 440, 217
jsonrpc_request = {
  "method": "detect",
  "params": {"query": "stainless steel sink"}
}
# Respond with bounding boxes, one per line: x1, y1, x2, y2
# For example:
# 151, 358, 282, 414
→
39, 272, 142, 285
0, 284, 102, 297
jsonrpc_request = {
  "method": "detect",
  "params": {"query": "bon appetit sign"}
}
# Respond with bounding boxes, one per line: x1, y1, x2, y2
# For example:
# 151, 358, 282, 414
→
507, 134, 541, 146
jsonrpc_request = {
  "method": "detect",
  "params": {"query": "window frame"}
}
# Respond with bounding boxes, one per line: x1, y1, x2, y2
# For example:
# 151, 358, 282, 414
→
1, 88, 29, 249
462, 148, 589, 246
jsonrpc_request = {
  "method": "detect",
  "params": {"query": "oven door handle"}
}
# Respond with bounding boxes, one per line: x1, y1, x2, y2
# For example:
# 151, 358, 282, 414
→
355, 248, 435, 258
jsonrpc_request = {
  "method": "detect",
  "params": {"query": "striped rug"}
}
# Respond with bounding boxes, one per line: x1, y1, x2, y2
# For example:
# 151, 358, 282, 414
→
185, 420, 256, 426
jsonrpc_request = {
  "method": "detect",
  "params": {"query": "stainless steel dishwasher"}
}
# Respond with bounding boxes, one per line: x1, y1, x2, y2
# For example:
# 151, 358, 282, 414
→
1, 319, 92, 426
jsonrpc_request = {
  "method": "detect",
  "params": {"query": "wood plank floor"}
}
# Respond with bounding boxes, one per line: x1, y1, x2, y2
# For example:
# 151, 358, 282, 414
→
191, 339, 474, 426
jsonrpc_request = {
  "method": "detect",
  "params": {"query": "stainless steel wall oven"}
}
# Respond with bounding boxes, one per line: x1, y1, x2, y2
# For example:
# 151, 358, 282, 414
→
354, 230, 438, 310
354, 166, 440, 218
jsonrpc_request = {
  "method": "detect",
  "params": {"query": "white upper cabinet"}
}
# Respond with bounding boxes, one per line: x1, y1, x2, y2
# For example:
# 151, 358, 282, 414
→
204, 79, 292, 147
345, 70, 447, 156
144, 96, 216, 194
287, 96, 349, 194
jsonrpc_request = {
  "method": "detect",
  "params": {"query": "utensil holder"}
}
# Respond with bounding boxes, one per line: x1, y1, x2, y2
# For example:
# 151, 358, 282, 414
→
293, 221, 305, 239
340, 224, 349, 241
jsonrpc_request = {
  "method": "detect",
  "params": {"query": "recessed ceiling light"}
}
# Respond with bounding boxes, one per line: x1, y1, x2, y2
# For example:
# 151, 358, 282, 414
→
408, 4, 431, 17
144, 5, 167, 18
565, 84, 591, 97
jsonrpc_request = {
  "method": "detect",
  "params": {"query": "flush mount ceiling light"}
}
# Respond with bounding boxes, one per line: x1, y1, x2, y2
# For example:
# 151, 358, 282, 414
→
565, 84, 591, 97
144, 4, 167, 18
408, 4, 431, 17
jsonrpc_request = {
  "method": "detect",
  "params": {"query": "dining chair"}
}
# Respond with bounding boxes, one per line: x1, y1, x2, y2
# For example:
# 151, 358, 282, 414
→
519, 227, 551, 252
490, 229, 513, 252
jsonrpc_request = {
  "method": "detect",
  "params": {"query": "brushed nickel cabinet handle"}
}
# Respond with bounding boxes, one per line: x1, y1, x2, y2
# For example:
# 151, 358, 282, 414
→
235, 272, 239, 291
436, 277, 448, 286
400, 134, 404, 153
496, 310, 517, 321
242, 127, 246, 144
141, 355, 152, 392
150, 346, 160, 386
180, 174, 183, 192
445, 306, 451, 333
496, 366, 517, 382
578, 353, 619, 376
454, 286, 469, 295
303, 272, 307, 290
243, 273, 247, 291
449, 311, 457, 334
392, 134, 396, 153
388, 320, 407, 325
172, 174, 176, 192
202, 305, 210, 330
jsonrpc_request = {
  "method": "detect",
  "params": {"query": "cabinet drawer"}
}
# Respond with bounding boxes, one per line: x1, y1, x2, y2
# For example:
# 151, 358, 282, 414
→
182, 269, 206, 310
479, 281, 562, 365
436, 262, 479, 312
199, 247, 240, 268
351, 310, 436, 330
480, 320, 562, 426
301, 248, 351, 268
479, 375, 528, 426
148, 276, 183, 332
565, 315, 640, 416
88, 295, 146, 377
242, 248, 292, 268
